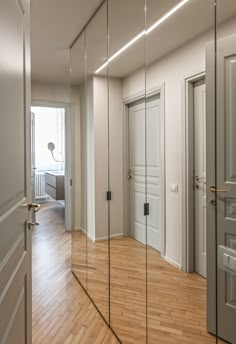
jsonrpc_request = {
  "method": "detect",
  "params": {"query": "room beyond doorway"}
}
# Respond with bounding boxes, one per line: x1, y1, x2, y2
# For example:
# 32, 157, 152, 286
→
31, 103, 74, 231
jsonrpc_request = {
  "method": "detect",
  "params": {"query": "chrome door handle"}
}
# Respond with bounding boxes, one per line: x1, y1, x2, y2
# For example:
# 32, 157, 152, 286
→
28, 202, 41, 212
26, 221, 39, 229
210, 186, 228, 193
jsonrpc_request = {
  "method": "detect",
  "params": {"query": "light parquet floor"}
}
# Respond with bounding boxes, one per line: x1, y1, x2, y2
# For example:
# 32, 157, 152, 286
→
32, 202, 119, 344
72, 231, 223, 344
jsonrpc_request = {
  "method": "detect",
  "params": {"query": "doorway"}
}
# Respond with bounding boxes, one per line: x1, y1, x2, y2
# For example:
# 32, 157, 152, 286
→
184, 74, 207, 277
126, 90, 165, 254
31, 103, 74, 231
194, 79, 207, 278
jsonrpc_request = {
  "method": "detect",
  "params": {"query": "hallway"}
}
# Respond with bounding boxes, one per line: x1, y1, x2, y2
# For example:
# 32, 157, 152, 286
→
32, 203, 118, 344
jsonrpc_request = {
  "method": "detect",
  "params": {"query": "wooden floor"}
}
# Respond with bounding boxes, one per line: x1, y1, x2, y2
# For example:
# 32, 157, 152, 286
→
33, 202, 223, 344
32, 202, 119, 344
72, 231, 223, 344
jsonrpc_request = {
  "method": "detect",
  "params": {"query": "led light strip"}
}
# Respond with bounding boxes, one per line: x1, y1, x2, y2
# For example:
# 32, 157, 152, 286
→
95, 0, 190, 74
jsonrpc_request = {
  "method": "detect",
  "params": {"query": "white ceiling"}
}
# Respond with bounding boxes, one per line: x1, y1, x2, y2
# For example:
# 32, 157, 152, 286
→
31, 0, 103, 84
32, 0, 236, 85
71, 0, 236, 84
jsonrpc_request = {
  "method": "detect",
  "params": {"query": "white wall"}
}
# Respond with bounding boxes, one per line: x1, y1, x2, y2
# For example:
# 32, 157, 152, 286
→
79, 76, 124, 240
108, 78, 124, 238
93, 77, 109, 240
86, 77, 95, 239
32, 82, 81, 229
123, 17, 236, 267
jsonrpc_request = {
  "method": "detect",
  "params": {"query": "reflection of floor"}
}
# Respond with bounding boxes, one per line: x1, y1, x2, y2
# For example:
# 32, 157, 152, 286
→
72, 232, 222, 344
32, 203, 118, 344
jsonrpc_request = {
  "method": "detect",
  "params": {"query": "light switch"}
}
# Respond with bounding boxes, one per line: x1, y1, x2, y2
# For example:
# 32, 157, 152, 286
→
229, 256, 235, 270
224, 254, 236, 272
223, 253, 230, 267
170, 184, 178, 193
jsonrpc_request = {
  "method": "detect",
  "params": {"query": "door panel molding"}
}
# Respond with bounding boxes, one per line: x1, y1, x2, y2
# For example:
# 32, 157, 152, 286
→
123, 84, 165, 257
0, 0, 31, 343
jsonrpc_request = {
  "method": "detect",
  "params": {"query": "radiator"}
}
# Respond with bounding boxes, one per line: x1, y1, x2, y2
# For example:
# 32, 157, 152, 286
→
35, 172, 46, 199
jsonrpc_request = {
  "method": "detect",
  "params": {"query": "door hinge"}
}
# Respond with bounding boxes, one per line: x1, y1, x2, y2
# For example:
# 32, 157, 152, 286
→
144, 203, 149, 216
70, 179, 73, 186
107, 191, 112, 201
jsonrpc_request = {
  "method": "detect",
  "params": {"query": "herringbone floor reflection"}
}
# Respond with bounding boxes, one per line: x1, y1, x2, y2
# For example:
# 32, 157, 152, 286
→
32, 202, 118, 344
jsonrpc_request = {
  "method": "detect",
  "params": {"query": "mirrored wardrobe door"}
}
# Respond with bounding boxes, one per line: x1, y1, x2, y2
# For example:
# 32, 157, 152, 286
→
107, 0, 147, 342
85, 0, 110, 323
215, 1, 236, 343
145, 1, 217, 343
71, 32, 87, 290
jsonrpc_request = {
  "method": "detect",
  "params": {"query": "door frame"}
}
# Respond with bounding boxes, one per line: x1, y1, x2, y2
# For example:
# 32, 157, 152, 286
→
123, 84, 166, 257
182, 72, 206, 273
31, 100, 75, 231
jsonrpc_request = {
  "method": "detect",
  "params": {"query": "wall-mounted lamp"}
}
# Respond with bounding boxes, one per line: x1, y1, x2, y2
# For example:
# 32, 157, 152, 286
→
47, 142, 64, 163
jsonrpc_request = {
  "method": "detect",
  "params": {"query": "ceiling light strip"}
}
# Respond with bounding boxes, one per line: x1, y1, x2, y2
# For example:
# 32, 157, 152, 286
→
145, 0, 190, 35
95, 0, 190, 74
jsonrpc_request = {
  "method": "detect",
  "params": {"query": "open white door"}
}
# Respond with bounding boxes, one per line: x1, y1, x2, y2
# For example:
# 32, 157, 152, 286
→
0, 1, 32, 343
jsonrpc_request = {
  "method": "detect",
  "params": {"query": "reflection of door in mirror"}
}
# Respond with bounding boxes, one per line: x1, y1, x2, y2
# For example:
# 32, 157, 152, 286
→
129, 95, 162, 252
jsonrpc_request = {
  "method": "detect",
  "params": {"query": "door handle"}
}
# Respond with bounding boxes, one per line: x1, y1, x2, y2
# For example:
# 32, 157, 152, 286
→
210, 186, 228, 193
28, 202, 41, 212
26, 221, 39, 229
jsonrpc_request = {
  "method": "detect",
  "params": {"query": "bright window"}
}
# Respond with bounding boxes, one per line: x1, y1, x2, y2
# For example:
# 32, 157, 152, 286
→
31, 106, 65, 172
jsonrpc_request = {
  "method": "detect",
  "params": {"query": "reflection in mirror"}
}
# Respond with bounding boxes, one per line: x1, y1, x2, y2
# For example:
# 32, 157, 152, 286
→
215, 1, 236, 344
71, 32, 87, 290
145, 0, 216, 343
106, 0, 147, 343
85, 1, 110, 323
69, 0, 236, 342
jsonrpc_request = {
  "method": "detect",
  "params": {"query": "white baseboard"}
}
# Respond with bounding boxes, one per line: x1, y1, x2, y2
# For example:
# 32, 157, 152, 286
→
73, 227, 123, 242
74, 227, 95, 241
95, 233, 124, 242
163, 255, 182, 270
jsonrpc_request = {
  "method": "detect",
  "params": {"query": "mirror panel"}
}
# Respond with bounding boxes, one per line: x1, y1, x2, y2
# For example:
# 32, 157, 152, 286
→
85, 0, 110, 322
71, 32, 87, 290
107, 0, 147, 343
69, 1, 236, 343
145, 1, 216, 343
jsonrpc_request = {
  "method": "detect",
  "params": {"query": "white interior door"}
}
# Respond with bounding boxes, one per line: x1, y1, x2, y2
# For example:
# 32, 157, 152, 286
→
194, 80, 207, 278
0, 1, 32, 343
215, 34, 236, 344
129, 95, 162, 251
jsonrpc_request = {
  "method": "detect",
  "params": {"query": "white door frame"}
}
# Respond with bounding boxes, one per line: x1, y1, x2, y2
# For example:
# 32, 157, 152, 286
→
182, 72, 206, 273
31, 100, 75, 231
123, 84, 166, 257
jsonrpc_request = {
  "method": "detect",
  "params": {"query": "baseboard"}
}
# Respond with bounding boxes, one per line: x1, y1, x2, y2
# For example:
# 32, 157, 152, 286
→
95, 233, 124, 242
163, 255, 182, 270
74, 226, 95, 242
73, 228, 123, 242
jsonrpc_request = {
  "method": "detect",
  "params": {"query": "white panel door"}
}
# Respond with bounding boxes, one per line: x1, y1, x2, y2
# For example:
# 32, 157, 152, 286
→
194, 81, 207, 278
129, 95, 161, 251
0, 1, 32, 343
215, 34, 236, 344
